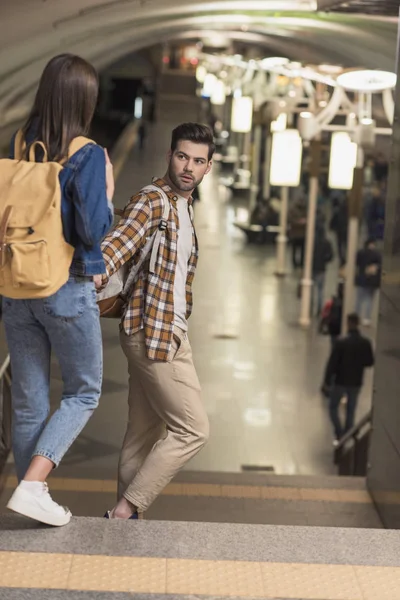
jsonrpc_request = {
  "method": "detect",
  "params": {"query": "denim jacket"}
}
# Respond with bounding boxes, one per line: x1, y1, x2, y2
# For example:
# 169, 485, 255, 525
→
10, 132, 113, 276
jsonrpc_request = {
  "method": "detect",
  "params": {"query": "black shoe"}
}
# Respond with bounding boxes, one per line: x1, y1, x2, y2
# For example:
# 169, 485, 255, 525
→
104, 510, 138, 520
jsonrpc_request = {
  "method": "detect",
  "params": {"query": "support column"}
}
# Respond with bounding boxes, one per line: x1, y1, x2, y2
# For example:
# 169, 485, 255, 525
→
263, 134, 272, 199
275, 186, 289, 276
249, 124, 263, 215
342, 162, 364, 333
299, 140, 321, 327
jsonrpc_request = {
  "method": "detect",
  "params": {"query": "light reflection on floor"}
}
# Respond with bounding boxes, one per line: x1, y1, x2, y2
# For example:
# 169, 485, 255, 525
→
187, 166, 374, 476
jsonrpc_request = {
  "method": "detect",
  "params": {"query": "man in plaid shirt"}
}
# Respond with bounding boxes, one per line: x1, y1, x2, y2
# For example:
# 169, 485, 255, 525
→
101, 123, 214, 519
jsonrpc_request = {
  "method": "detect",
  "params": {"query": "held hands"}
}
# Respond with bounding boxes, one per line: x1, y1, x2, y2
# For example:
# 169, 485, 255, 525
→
104, 148, 115, 202
93, 274, 103, 290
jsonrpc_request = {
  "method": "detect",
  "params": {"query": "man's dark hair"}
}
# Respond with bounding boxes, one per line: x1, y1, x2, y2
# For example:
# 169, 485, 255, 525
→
347, 313, 359, 329
171, 122, 215, 161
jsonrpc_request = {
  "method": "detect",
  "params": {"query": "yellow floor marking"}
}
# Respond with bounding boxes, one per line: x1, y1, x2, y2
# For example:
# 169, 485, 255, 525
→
2, 550, 399, 598
3, 475, 373, 503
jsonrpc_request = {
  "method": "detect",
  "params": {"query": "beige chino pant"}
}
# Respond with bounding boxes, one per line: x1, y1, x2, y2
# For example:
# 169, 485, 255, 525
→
118, 327, 209, 512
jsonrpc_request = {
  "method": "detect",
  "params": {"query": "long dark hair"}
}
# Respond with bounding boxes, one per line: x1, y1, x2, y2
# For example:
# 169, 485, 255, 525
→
22, 54, 99, 162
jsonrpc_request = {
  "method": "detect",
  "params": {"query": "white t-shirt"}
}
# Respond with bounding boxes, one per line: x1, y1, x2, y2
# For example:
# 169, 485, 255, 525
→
173, 196, 193, 332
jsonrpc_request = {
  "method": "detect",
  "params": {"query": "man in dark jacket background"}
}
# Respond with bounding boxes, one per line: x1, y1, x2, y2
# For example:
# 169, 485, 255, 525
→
355, 238, 382, 326
324, 313, 374, 443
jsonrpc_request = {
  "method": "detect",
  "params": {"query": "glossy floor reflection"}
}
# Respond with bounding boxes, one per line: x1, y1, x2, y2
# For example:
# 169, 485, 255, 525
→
189, 173, 374, 475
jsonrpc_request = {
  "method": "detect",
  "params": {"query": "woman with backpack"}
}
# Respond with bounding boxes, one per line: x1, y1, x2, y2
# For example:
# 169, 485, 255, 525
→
2, 54, 114, 526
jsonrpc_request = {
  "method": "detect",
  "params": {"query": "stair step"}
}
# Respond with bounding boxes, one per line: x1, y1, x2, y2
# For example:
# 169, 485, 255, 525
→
0, 514, 397, 564
3, 487, 377, 529
1, 470, 377, 528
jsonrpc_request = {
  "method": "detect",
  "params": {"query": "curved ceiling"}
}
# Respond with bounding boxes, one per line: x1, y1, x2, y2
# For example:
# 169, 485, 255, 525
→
0, 0, 398, 129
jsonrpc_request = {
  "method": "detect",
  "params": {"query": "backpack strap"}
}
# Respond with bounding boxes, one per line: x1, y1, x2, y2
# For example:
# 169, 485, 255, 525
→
29, 141, 48, 162
13, 130, 25, 160
12, 131, 95, 162
148, 188, 170, 274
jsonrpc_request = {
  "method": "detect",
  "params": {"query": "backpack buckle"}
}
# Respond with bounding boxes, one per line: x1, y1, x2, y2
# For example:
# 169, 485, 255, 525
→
159, 219, 167, 231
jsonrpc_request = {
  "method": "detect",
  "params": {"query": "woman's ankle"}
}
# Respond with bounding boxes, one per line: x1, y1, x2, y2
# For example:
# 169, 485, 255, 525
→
23, 456, 54, 482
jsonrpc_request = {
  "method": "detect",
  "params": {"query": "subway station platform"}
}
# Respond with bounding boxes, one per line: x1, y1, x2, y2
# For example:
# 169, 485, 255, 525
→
0, 108, 375, 517
1, 2, 400, 598
0, 110, 387, 600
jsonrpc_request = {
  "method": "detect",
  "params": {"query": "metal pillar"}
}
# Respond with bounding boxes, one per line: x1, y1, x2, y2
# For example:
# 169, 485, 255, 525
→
342, 161, 364, 333
249, 124, 263, 214
275, 186, 289, 276
263, 134, 272, 199
299, 140, 321, 327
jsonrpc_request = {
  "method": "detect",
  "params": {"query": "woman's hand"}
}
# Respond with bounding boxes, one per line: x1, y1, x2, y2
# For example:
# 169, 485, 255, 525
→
104, 148, 115, 202
93, 274, 103, 290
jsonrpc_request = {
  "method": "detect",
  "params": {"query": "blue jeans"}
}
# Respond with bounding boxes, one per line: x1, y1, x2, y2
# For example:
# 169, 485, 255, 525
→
2, 276, 102, 481
356, 287, 375, 321
329, 385, 360, 440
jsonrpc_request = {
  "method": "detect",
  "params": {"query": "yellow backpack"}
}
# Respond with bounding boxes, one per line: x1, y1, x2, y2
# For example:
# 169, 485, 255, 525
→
0, 130, 95, 299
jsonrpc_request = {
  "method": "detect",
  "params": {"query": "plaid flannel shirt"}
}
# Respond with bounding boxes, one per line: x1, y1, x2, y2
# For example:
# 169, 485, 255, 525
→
101, 178, 198, 361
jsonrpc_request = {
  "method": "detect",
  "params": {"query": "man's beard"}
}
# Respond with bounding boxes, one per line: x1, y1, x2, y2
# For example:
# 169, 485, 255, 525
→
168, 165, 202, 193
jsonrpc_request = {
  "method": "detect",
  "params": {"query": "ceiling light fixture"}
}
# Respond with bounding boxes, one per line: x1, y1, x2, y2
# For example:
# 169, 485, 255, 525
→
336, 70, 397, 93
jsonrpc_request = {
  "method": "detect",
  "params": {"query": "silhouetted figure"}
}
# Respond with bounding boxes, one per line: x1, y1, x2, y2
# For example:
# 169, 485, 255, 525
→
324, 314, 374, 443
138, 122, 147, 150
312, 223, 333, 316
355, 238, 382, 326
320, 281, 344, 347
374, 152, 389, 183
289, 197, 307, 269
330, 193, 347, 266
367, 188, 385, 241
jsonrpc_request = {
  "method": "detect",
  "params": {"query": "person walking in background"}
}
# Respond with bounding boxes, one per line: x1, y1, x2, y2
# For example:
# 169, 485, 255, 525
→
374, 152, 389, 184
355, 238, 382, 326
330, 193, 347, 266
320, 281, 344, 348
288, 196, 307, 269
324, 314, 374, 444
3, 54, 113, 526
367, 187, 385, 242
138, 121, 147, 150
319, 281, 344, 398
312, 221, 333, 316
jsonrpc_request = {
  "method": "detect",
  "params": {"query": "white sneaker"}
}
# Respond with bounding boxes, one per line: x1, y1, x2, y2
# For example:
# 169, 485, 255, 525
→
7, 482, 71, 526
